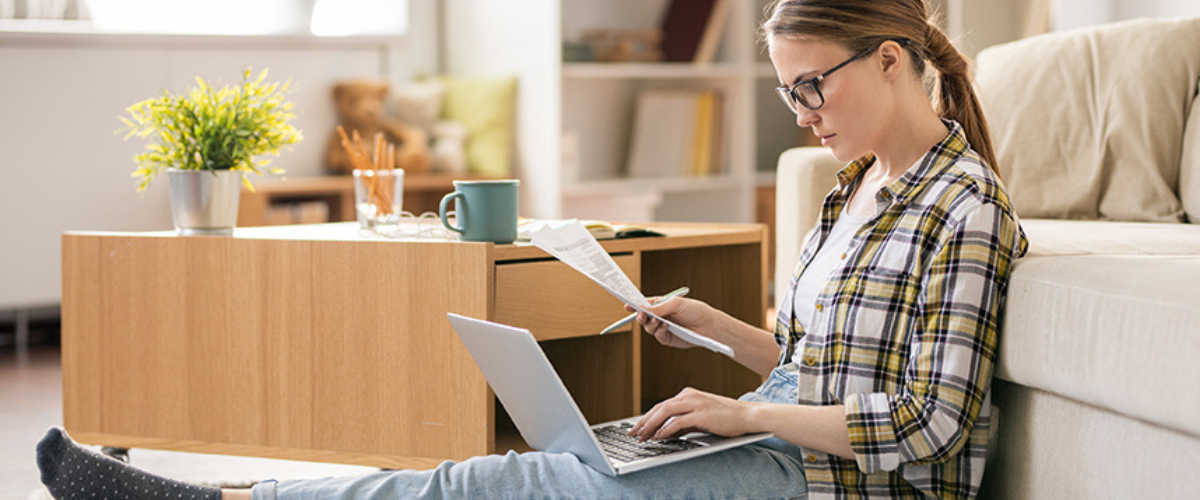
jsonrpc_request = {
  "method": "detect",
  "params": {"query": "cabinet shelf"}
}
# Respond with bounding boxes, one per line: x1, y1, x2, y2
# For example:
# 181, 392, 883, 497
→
236, 174, 489, 227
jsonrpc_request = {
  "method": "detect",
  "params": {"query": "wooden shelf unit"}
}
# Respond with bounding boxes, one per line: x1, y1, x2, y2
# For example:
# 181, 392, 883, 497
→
61, 222, 768, 468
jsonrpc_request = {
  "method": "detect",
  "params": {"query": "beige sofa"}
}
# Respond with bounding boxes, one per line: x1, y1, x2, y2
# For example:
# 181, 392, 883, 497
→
774, 18, 1200, 499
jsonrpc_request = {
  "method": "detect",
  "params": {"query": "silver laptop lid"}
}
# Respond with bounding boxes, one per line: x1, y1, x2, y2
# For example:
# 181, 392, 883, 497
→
446, 313, 616, 476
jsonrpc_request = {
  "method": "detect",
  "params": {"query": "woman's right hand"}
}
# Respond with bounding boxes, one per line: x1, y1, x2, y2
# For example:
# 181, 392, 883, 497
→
626, 297, 724, 350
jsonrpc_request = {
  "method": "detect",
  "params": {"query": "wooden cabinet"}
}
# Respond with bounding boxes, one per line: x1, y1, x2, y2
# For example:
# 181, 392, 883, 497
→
61, 222, 768, 468
494, 256, 640, 342
756, 183, 776, 283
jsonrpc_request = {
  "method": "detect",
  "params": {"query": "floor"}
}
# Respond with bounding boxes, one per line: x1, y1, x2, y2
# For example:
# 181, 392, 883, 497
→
1, 346, 61, 500
0, 344, 377, 500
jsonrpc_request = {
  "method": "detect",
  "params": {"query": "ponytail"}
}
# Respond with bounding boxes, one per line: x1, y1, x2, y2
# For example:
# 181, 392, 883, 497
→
921, 24, 1000, 175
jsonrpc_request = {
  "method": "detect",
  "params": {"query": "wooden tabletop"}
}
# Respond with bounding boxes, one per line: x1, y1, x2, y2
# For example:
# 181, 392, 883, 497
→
65, 221, 767, 262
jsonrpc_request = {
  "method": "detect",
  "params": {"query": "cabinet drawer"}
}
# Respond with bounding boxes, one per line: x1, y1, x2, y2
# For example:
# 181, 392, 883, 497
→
494, 254, 640, 341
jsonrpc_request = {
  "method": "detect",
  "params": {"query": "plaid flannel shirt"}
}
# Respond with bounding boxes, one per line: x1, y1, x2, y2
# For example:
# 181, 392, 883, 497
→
774, 120, 1028, 499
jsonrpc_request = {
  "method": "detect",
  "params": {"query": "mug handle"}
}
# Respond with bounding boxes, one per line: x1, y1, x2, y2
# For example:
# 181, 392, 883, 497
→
439, 192, 467, 235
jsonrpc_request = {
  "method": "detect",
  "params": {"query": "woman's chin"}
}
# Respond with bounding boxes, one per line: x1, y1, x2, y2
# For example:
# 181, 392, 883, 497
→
827, 146, 857, 163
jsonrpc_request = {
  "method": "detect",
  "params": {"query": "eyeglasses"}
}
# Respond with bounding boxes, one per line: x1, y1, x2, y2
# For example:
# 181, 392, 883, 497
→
775, 41, 904, 113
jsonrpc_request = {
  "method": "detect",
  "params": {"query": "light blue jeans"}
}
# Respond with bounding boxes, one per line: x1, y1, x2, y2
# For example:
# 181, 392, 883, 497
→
252, 363, 808, 500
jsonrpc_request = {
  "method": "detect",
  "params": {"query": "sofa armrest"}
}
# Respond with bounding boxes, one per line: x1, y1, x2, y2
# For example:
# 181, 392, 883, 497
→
774, 147, 842, 309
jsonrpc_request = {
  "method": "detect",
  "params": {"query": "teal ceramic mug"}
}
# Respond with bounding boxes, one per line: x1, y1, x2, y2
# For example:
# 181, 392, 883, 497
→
439, 180, 521, 243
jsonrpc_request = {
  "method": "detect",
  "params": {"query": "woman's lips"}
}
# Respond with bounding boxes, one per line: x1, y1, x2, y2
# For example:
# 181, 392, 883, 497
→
820, 134, 836, 146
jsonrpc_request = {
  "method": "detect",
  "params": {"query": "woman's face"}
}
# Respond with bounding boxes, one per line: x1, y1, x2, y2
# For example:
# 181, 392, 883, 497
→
768, 35, 887, 162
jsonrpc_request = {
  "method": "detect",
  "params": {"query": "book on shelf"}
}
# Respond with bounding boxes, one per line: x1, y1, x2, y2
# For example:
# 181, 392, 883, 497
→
626, 88, 723, 179
693, 0, 732, 64
626, 89, 697, 179
691, 91, 725, 176
517, 219, 664, 241
660, 0, 730, 63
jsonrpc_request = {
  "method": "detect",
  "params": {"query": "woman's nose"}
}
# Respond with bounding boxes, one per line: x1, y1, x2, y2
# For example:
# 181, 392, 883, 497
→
795, 109, 819, 128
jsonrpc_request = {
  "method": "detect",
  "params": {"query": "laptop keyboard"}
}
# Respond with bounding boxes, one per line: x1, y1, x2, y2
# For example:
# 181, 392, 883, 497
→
594, 422, 704, 463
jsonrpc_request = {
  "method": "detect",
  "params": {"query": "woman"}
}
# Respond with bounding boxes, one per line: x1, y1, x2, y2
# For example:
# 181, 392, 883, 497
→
36, 1, 1025, 498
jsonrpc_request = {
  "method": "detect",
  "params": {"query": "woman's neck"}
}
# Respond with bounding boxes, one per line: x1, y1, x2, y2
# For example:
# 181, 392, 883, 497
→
845, 106, 948, 217
869, 103, 949, 182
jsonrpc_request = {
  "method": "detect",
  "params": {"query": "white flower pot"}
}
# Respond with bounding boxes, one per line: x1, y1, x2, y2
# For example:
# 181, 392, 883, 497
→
167, 168, 241, 236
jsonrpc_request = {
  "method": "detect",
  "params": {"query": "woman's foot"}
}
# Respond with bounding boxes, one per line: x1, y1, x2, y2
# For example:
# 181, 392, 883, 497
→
36, 427, 221, 500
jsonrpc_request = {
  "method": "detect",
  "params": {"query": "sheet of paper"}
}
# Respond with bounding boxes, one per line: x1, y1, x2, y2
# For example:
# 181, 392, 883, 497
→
530, 221, 734, 357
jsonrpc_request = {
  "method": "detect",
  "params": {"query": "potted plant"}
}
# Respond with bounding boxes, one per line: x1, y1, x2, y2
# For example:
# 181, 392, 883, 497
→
121, 68, 303, 235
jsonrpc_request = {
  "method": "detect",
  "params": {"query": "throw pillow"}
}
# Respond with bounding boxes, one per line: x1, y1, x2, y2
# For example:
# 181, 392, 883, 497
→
975, 17, 1200, 222
438, 75, 517, 177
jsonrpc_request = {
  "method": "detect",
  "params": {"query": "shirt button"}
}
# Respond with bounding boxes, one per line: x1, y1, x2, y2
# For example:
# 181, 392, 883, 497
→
815, 303, 824, 312
840, 253, 847, 260
805, 356, 816, 366
807, 454, 818, 463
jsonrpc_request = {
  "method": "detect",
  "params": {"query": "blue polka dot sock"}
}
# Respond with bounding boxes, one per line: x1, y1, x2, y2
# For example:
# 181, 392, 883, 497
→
37, 427, 221, 500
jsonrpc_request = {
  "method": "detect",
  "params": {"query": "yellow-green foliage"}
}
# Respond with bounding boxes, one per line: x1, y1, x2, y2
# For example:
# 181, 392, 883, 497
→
121, 68, 303, 191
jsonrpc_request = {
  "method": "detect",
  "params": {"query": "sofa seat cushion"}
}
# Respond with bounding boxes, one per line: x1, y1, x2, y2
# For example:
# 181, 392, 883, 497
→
997, 251, 1200, 438
1021, 218, 1200, 256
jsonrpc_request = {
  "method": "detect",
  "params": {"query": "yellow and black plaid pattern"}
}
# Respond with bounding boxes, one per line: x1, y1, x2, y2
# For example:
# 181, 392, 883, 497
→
774, 121, 1028, 499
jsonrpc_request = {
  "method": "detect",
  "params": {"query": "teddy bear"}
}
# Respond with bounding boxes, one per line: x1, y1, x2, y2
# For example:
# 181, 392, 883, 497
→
392, 80, 469, 175
325, 80, 430, 175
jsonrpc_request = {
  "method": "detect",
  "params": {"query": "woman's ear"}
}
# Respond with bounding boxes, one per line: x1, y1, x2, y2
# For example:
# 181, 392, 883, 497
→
877, 40, 906, 81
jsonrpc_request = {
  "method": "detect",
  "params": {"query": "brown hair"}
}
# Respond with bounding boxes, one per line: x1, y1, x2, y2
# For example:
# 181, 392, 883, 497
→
762, 0, 999, 173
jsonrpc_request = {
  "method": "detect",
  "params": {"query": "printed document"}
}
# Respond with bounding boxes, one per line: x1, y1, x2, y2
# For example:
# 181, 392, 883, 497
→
530, 221, 734, 357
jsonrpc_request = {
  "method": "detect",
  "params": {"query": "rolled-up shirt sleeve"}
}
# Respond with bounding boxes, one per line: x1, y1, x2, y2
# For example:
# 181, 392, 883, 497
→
844, 200, 1023, 474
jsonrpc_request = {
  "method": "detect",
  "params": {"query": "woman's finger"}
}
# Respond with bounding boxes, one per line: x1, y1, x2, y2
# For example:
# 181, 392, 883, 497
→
647, 297, 682, 317
632, 401, 682, 441
653, 415, 690, 440
629, 404, 663, 438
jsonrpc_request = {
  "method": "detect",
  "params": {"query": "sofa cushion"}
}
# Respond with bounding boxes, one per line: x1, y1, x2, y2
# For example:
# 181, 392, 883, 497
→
976, 17, 1200, 222
773, 147, 843, 307
998, 252, 1200, 438
1181, 93, 1200, 223
1021, 218, 1200, 256
983, 380, 1200, 500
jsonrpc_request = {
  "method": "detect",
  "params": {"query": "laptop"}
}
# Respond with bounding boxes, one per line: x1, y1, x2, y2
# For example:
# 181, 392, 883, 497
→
446, 313, 773, 476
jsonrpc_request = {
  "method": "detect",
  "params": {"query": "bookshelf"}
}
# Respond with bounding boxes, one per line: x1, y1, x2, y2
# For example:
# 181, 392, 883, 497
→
443, 0, 805, 224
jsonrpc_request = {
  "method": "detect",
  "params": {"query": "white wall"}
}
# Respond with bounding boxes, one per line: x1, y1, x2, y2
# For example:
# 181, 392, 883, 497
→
1054, 0, 1200, 32
443, 0, 561, 220
0, 0, 439, 308
1112, 0, 1200, 21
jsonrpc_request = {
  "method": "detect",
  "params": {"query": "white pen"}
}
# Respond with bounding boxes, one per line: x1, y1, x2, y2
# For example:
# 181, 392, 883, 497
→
600, 286, 690, 335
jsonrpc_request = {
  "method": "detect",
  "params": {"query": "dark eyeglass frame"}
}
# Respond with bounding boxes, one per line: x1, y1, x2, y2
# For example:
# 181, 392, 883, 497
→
775, 39, 909, 113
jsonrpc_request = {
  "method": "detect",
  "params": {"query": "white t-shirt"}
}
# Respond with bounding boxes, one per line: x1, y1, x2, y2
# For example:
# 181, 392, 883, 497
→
790, 208, 871, 365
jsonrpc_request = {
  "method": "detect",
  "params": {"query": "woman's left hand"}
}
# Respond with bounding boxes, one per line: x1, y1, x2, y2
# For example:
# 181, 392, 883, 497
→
628, 388, 759, 441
